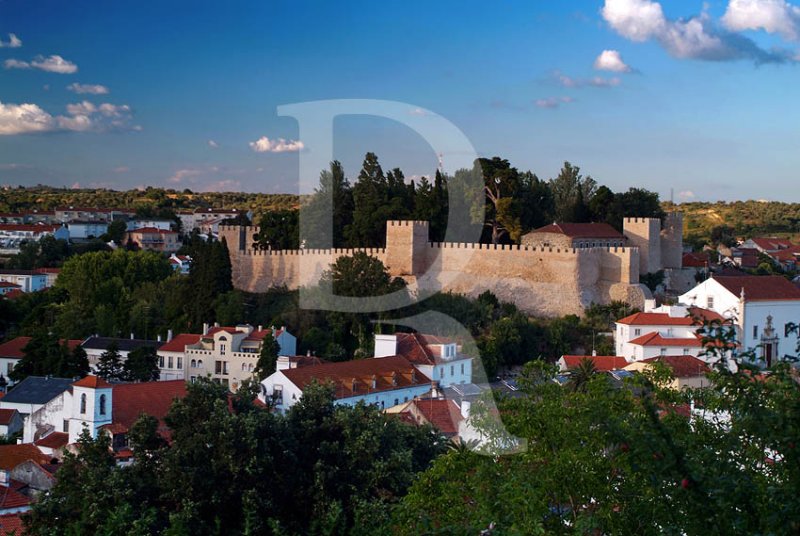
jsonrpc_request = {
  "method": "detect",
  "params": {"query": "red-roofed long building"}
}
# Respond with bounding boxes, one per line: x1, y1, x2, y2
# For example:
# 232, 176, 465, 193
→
521, 222, 627, 249
679, 275, 800, 367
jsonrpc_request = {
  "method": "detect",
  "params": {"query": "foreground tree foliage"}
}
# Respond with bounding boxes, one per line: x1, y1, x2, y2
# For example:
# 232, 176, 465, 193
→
390, 355, 800, 535
25, 380, 445, 536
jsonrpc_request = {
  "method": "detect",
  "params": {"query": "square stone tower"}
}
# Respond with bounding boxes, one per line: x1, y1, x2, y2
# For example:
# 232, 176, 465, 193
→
660, 212, 684, 269
623, 217, 662, 275
384, 221, 429, 277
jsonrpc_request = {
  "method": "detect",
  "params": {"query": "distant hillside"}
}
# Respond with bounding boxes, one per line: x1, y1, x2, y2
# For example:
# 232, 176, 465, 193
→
0, 185, 300, 215
664, 201, 800, 248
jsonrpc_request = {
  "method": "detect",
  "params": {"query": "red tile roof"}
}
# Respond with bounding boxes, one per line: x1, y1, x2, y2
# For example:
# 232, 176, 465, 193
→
72, 375, 112, 389
394, 332, 463, 366
713, 275, 800, 301
0, 486, 30, 510
33, 268, 60, 274
641, 355, 711, 377
0, 409, 17, 426
682, 252, 709, 268
204, 326, 240, 337
158, 333, 202, 352
628, 332, 702, 347
617, 308, 723, 326
0, 337, 81, 359
34, 431, 69, 450
0, 224, 61, 233
0, 513, 25, 534
0, 282, 21, 289
749, 237, 794, 251
243, 329, 280, 342
282, 355, 431, 399
0, 444, 48, 471
110, 380, 187, 436
129, 227, 177, 235
529, 222, 624, 239
561, 355, 629, 371
412, 399, 463, 435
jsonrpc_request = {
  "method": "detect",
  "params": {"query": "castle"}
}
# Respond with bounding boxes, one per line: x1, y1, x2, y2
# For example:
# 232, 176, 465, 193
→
219, 214, 683, 317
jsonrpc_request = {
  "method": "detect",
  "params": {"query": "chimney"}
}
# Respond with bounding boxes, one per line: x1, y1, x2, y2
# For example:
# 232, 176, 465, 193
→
258, 325, 263, 333
203, 323, 209, 335
157, 334, 162, 342
130, 333, 135, 340
167, 329, 173, 342
214, 322, 220, 328
461, 400, 471, 419
430, 381, 439, 399
306, 350, 311, 357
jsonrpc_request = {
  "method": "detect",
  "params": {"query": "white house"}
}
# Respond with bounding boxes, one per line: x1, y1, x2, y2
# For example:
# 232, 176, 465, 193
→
169, 254, 191, 274
80, 336, 165, 376
127, 219, 174, 231
0, 338, 82, 385
0, 376, 76, 442
15, 375, 186, 457
156, 333, 201, 381
679, 275, 800, 367
374, 332, 473, 387
0, 224, 69, 253
259, 355, 432, 412
66, 221, 110, 240
615, 305, 726, 363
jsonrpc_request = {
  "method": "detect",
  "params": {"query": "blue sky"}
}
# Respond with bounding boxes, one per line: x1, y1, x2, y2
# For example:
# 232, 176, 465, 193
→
1, 0, 799, 201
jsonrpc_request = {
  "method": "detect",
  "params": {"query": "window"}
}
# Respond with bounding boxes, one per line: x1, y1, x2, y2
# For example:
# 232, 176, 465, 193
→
197, 359, 203, 368
707, 296, 714, 309
667, 328, 673, 336
450, 365, 454, 376
787, 323, 793, 337
242, 363, 247, 372
168, 356, 173, 369
99, 394, 106, 415
683, 348, 689, 355
158, 356, 164, 368
753, 325, 759, 339
190, 376, 196, 383
461, 363, 465, 375
80, 393, 87, 414
190, 359, 196, 368
660, 348, 667, 356
634, 328, 641, 336
177, 357, 182, 369
394, 398, 399, 406
63, 420, 69, 433
248, 364, 254, 372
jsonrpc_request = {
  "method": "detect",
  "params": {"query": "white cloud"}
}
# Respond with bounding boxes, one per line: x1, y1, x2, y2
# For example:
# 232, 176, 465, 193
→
601, 0, 794, 63
535, 96, 575, 109
555, 71, 622, 88
678, 190, 696, 200
594, 49, 633, 72
0, 99, 135, 135
722, 0, 800, 41
208, 139, 219, 148
249, 136, 304, 153
67, 83, 109, 95
0, 33, 22, 48
202, 179, 241, 192
0, 101, 56, 135
168, 169, 202, 184
4, 54, 78, 73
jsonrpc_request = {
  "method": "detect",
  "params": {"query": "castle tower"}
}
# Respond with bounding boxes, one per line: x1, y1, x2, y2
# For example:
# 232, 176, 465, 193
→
384, 221, 429, 277
660, 212, 684, 269
623, 217, 662, 275
69, 375, 113, 444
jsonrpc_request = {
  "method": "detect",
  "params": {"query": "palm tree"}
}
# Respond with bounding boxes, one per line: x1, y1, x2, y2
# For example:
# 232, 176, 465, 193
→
568, 358, 597, 392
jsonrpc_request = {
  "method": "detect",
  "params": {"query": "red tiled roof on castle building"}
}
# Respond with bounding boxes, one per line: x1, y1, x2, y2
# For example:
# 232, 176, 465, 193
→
713, 275, 800, 301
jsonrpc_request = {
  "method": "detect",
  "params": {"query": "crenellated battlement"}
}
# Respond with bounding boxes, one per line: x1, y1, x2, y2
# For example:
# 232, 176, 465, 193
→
222, 220, 656, 317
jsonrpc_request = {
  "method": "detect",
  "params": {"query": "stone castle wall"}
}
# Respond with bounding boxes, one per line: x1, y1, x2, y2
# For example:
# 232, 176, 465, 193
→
220, 220, 652, 317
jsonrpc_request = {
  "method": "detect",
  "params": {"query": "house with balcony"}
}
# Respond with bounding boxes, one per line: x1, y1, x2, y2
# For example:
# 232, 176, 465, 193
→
124, 227, 180, 253
374, 332, 473, 387
0, 224, 69, 253
179, 323, 296, 390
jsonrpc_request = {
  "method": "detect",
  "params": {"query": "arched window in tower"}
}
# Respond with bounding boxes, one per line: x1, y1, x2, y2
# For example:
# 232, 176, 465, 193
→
99, 394, 107, 415
80, 393, 86, 414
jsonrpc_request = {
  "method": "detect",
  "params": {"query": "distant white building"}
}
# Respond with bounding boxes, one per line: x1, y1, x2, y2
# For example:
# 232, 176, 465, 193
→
66, 221, 109, 240
679, 275, 800, 367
